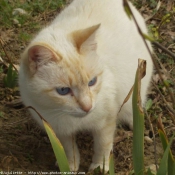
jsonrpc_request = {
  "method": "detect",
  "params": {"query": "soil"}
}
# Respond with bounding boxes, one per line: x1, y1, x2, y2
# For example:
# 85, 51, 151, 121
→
0, 0, 175, 175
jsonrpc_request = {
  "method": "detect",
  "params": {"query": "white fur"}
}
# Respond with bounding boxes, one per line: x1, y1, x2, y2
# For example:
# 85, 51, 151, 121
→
19, 0, 153, 172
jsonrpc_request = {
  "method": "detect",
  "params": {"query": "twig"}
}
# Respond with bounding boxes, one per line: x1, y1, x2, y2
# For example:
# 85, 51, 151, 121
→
153, 41, 175, 61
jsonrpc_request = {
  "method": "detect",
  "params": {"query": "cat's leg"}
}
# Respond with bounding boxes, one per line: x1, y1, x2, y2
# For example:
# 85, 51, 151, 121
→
117, 86, 149, 130
58, 134, 80, 171
117, 101, 133, 130
89, 121, 116, 172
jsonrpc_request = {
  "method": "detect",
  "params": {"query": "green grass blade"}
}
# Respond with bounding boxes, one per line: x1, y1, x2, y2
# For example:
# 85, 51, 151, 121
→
102, 155, 105, 175
157, 133, 174, 175
123, 0, 132, 19
42, 119, 70, 173
145, 99, 153, 111
0, 170, 4, 175
7, 64, 13, 86
132, 59, 146, 175
158, 130, 175, 175
109, 151, 115, 175
3, 63, 18, 88
142, 33, 154, 42
146, 168, 155, 175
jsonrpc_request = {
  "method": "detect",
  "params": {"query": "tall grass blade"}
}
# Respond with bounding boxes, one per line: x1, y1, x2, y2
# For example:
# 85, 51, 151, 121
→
102, 156, 105, 175
109, 151, 115, 175
158, 129, 175, 175
42, 120, 70, 173
132, 59, 147, 175
123, 0, 132, 19
3, 63, 18, 88
27, 106, 70, 173
147, 168, 155, 175
157, 133, 174, 175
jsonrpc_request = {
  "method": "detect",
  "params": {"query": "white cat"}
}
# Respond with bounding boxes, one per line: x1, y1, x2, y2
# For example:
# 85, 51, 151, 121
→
19, 0, 153, 172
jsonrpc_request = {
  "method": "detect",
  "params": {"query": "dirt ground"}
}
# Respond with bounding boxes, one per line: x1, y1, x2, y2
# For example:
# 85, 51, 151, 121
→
0, 0, 175, 175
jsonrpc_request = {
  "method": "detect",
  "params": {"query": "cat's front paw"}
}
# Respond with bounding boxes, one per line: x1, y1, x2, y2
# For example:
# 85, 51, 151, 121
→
55, 158, 79, 172
68, 159, 79, 172
89, 162, 109, 172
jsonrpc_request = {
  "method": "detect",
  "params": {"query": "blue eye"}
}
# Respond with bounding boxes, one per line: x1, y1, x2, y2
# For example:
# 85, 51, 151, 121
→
56, 87, 70, 95
88, 77, 97, 86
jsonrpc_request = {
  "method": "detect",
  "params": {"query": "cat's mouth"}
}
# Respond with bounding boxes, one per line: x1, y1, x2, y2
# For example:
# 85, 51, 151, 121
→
72, 112, 89, 118
71, 109, 93, 118
67, 105, 95, 118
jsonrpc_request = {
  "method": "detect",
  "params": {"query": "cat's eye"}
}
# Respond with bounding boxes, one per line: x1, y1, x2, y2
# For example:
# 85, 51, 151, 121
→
56, 87, 70, 95
88, 77, 97, 86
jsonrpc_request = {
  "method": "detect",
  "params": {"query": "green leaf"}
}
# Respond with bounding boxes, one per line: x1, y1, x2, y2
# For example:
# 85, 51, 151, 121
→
123, 0, 132, 19
146, 168, 155, 175
0, 170, 4, 175
0, 65, 3, 73
145, 99, 153, 111
3, 64, 18, 88
42, 120, 70, 173
158, 130, 175, 175
132, 59, 146, 175
143, 33, 155, 42
162, 14, 171, 21
0, 111, 7, 119
93, 166, 101, 175
163, 80, 170, 87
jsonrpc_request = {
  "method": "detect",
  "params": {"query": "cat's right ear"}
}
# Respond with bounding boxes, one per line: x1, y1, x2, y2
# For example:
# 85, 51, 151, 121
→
71, 24, 101, 53
28, 45, 56, 74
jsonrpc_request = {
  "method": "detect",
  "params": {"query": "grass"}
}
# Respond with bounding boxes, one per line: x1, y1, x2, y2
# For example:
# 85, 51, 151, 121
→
0, 0, 67, 57
18, 32, 32, 42
0, 0, 67, 86
0, 0, 66, 28
3, 64, 18, 88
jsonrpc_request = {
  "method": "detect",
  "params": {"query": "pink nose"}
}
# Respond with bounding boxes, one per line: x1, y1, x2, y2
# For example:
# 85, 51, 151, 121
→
81, 104, 92, 112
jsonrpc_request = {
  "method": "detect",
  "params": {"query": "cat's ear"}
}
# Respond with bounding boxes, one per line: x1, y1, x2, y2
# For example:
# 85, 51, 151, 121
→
28, 45, 56, 74
71, 24, 100, 53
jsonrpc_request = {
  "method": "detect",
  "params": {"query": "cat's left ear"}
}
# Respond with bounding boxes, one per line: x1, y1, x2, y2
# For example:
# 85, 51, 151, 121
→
28, 45, 56, 74
71, 24, 101, 53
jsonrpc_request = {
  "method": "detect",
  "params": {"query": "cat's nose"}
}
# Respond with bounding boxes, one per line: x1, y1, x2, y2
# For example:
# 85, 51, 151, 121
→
77, 93, 92, 113
81, 103, 92, 113
78, 99, 92, 112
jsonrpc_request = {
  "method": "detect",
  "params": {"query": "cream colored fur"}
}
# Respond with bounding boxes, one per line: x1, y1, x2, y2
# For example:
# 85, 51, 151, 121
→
19, 0, 153, 172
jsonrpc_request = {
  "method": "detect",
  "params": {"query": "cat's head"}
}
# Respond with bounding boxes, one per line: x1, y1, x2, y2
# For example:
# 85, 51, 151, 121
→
21, 24, 103, 117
